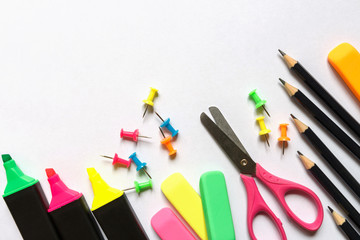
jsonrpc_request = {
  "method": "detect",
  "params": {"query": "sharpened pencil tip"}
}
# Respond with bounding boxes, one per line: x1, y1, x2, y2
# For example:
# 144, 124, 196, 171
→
278, 49, 286, 56
297, 151, 303, 156
290, 114, 297, 119
279, 78, 285, 85
328, 206, 334, 213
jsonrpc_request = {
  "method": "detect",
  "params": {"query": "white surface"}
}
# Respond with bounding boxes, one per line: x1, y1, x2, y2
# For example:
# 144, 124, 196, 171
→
0, 0, 360, 239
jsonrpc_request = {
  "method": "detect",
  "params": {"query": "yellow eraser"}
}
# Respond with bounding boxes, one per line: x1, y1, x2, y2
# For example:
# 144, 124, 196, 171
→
161, 173, 208, 240
328, 43, 360, 102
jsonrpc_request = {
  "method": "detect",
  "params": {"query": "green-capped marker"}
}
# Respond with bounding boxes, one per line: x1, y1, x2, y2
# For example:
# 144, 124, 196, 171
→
249, 89, 270, 117
134, 179, 152, 193
2, 154, 38, 197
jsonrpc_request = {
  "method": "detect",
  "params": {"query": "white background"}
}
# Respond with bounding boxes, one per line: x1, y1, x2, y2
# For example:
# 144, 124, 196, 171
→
1, 0, 360, 239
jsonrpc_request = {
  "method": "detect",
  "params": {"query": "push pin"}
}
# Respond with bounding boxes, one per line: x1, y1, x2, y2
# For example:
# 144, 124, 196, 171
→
155, 112, 179, 137
159, 128, 177, 156
100, 153, 131, 168
278, 123, 290, 155
143, 87, 158, 118
129, 152, 152, 179
256, 116, 271, 147
120, 128, 151, 142
122, 180, 153, 194
249, 89, 270, 117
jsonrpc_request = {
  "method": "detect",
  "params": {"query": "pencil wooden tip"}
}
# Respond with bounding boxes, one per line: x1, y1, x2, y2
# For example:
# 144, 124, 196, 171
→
298, 152, 315, 170
328, 206, 334, 213
278, 49, 286, 56
279, 78, 285, 85
330, 208, 345, 225
297, 151, 303, 156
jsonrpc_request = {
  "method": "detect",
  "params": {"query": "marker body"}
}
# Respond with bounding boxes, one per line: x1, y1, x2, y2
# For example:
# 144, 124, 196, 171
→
2, 155, 59, 240
47, 169, 104, 240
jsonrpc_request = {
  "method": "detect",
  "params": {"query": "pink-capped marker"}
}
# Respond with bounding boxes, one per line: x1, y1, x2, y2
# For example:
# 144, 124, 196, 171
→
101, 153, 131, 168
120, 128, 151, 142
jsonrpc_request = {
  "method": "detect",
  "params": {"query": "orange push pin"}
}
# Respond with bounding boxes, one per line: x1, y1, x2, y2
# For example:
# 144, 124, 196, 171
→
256, 116, 271, 147
278, 123, 290, 155
159, 128, 177, 156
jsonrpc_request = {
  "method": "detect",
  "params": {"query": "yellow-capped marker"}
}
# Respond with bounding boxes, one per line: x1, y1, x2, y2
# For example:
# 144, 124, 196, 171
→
142, 87, 158, 118
87, 168, 148, 239
87, 168, 123, 211
256, 116, 271, 147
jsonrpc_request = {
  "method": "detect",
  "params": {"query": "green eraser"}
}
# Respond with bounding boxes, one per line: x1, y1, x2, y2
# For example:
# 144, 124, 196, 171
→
199, 171, 235, 240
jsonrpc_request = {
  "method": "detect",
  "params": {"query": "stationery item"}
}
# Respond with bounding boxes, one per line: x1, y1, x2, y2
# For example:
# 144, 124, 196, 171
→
291, 114, 360, 199
151, 208, 196, 240
280, 79, 360, 162
159, 128, 177, 156
1, 154, 60, 240
256, 116, 271, 147
46, 168, 104, 240
129, 152, 152, 179
143, 87, 158, 118
87, 168, 148, 240
156, 112, 179, 137
298, 152, 360, 229
199, 171, 235, 240
328, 43, 360, 103
328, 206, 360, 240
161, 173, 208, 240
278, 123, 290, 155
249, 89, 270, 117
200, 107, 323, 240
120, 129, 151, 142
101, 154, 131, 168
122, 180, 153, 194
279, 50, 360, 138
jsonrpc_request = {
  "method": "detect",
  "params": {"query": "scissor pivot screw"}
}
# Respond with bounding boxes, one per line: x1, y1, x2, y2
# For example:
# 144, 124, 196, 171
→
240, 159, 248, 166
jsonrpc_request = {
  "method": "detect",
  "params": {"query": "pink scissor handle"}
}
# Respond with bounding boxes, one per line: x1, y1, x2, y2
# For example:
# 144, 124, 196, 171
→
255, 164, 323, 231
241, 174, 287, 240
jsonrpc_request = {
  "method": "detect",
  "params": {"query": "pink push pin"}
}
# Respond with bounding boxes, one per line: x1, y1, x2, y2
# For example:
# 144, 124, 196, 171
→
120, 128, 151, 142
101, 153, 131, 168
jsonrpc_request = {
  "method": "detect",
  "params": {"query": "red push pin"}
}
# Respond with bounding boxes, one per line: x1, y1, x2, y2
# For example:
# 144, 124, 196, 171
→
101, 153, 131, 168
159, 128, 177, 156
120, 128, 151, 142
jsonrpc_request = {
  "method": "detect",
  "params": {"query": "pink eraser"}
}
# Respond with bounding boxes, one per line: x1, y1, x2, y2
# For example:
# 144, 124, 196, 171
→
151, 208, 196, 240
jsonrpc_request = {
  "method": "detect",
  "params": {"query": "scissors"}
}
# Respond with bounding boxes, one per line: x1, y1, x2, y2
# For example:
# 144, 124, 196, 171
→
200, 106, 323, 240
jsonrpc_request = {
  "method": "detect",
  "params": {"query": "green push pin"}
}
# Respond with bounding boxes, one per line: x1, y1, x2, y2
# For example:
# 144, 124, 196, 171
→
122, 179, 152, 194
249, 89, 270, 117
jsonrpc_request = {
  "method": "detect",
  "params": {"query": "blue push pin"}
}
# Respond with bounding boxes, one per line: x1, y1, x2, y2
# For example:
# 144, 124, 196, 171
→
129, 152, 152, 179
155, 112, 179, 137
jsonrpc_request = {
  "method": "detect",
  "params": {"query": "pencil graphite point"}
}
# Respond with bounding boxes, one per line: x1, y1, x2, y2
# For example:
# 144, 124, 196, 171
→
328, 206, 334, 213
278, 49, 286, 56
290, 114, 297, 119
279, 78, 285, 85
297, 151, 303, 156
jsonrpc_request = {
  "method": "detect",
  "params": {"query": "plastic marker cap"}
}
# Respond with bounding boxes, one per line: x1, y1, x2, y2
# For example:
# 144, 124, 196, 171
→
2, 154, 38, 197
134, 180, 152, 193
87, 168, 123, 211
46, 168, 82, 212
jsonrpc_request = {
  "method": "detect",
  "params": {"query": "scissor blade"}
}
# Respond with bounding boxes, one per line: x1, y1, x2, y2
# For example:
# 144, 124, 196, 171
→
209, 106, 250, 157
200, 112, 256, 175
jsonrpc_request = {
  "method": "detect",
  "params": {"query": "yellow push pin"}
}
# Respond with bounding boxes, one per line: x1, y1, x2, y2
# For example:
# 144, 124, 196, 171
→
278, 123, 290, 155
256, 116, 271, 147
142, 87, 158, 118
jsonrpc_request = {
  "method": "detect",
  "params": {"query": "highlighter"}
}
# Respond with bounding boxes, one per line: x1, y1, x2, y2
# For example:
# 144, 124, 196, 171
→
46, 168, 104, 240
2, 154, 60, 240
87, 168, 149, 240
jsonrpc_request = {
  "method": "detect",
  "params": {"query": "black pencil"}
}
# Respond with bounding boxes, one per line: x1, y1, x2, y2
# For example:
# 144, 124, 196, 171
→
280, 79, 360, 162
298, 152, 360, 229
328, 206, 360, 240
291, 114, 360, 199
279, 50, 360, 139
